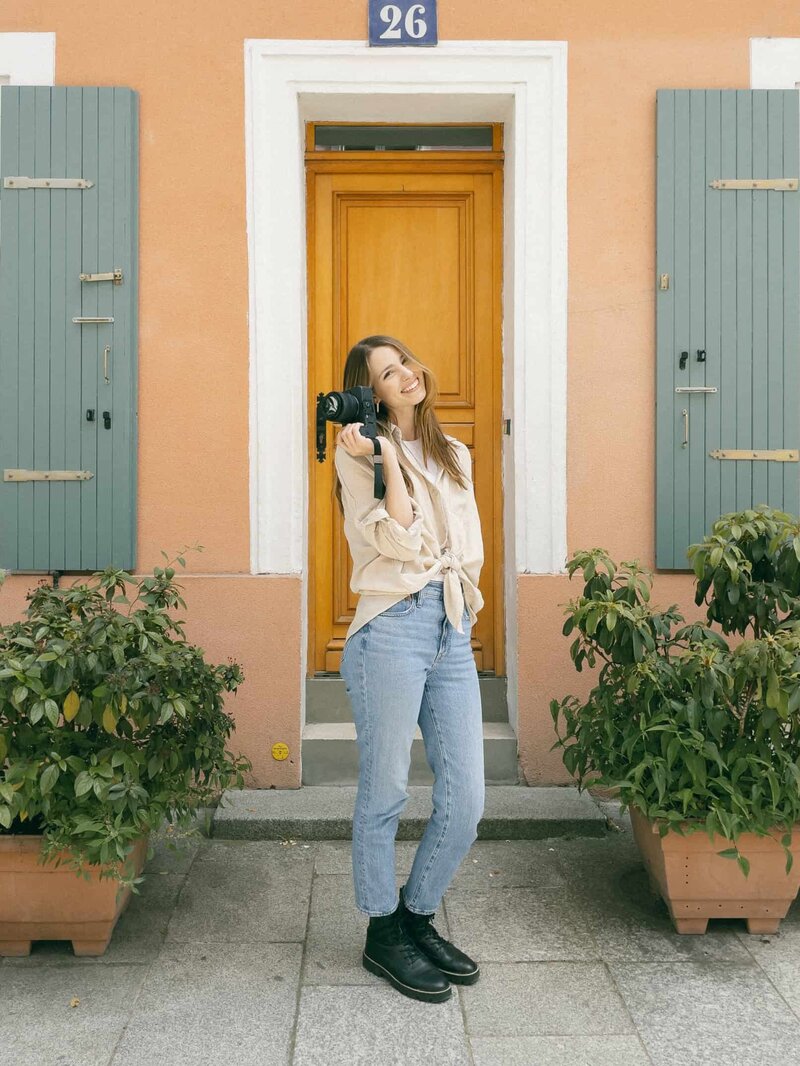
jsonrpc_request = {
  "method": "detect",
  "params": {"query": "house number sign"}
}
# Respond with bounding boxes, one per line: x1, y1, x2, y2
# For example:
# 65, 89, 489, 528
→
369, 0, 437, 46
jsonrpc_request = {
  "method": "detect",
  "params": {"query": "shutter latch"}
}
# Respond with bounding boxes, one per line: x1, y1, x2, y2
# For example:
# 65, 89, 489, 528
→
80, 268, 123, 285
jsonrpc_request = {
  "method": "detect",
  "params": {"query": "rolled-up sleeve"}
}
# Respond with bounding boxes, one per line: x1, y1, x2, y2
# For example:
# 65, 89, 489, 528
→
335, 445, 424, 562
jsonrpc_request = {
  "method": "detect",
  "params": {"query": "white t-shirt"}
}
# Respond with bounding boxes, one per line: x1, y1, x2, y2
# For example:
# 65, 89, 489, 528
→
401, 437, 441, 485
401, 438, 444, 581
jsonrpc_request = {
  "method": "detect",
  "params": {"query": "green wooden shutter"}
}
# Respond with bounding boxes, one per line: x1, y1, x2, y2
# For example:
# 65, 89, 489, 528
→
0, 86, 138, 572
656, 89, 800, 569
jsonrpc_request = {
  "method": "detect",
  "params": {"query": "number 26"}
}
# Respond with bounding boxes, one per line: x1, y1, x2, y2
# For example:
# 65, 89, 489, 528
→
379, 4, 428, 39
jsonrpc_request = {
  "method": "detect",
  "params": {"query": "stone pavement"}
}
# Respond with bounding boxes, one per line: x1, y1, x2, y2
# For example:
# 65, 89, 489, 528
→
3, 798, 800, 1066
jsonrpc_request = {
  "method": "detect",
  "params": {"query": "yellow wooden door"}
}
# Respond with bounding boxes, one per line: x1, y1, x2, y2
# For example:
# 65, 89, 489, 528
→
307, 131, 504, 676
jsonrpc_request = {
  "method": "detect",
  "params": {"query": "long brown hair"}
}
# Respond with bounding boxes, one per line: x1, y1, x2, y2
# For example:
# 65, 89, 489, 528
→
331, 334, 469, 516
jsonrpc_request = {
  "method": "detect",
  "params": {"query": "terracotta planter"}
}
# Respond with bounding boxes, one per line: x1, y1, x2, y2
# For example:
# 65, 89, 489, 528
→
630, 807, 800, 934
0, 832, 150, 956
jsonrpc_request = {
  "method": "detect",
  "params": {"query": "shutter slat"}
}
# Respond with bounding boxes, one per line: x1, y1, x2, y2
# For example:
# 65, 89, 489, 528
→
64, 87, 84, 566
0, 89, 20, 568
49, 84, 67, 569
17, 88, 35, 567
81, 86, 99, 566
719, 91, 738, 522
655, 89, 675, 567
704, 90, 722, 540
689, 90, 707, 559
33, 86, 52, 570
782, 90, 800, 515
673, 90, 691, 561
752, 90, 769, 510
735, 90, 753, 512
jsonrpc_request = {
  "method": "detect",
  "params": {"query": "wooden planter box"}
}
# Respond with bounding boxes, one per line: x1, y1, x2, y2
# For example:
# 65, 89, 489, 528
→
0, 832, 150, 956
630, 807, 800, 934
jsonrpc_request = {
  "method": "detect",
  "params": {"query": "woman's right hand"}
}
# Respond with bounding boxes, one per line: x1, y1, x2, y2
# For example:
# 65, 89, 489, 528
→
336, 422, 396, 460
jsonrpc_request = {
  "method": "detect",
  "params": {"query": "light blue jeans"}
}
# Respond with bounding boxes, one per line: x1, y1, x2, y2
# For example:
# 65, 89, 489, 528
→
339, 579, 485, 916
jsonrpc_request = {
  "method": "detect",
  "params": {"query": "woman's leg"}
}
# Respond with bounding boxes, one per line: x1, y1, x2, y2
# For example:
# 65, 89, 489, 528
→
402, 603, 485, 915
339, 600, 436, 916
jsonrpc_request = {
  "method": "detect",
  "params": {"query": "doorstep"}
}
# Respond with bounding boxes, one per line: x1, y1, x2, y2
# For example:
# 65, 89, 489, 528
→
211, 785, 609, 841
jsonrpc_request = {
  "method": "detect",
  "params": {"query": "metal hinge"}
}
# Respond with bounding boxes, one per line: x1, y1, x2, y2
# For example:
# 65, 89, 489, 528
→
80, 268, 123, 285
503, 418, 511, 435
709, 449, 799, 462
709, 178, 798, 191
3, 176, 94, 189
72, 316, 114, 324
4, 469, 94, 482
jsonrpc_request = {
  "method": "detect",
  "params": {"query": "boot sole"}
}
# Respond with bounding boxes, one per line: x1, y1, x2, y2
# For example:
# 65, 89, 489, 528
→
362, 952, 453, 1002
435, 966, 480, 985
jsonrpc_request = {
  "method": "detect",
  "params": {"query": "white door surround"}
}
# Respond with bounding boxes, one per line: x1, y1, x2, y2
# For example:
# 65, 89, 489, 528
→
243, 39, 568, 726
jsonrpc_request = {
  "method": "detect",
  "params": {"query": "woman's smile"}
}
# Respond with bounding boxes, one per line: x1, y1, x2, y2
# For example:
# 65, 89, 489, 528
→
400, 376, 421, 395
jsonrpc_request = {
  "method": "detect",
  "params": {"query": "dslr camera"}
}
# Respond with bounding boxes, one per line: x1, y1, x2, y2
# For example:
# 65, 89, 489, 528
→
316, 385, 389, 498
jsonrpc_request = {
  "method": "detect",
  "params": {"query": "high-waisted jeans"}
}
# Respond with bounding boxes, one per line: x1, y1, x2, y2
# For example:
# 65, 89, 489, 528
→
339, 579, 485, 917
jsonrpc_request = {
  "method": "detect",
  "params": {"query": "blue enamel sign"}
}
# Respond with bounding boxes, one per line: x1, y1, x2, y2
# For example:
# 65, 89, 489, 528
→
369, 1, 438, 46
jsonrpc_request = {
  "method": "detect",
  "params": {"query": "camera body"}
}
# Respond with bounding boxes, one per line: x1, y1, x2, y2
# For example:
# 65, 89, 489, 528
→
316, 385, 387, 498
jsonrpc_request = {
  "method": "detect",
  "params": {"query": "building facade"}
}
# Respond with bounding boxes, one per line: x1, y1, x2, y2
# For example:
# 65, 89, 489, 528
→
1, 8, 799, 788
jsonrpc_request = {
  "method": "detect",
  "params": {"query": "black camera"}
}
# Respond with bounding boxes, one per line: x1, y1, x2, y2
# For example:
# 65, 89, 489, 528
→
316, 385, 388, 498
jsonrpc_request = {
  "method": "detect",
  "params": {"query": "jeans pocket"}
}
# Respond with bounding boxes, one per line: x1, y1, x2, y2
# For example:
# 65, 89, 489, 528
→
378, 595, 415, 618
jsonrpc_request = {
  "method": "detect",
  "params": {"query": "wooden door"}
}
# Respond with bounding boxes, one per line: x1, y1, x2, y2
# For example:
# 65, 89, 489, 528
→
306, 128, 504, 675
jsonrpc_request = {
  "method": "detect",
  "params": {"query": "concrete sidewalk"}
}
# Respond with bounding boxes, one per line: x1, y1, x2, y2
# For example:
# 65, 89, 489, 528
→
3, 793, 800, 1065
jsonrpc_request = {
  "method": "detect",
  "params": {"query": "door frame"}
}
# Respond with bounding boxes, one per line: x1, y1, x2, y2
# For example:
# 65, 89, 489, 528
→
244, 39, 569, 736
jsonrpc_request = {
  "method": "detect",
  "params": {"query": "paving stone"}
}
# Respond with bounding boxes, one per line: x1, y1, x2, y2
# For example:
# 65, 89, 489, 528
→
304, 873, 453, 985
553, 839, 753, 963
444, 840, 568, 892
312, 839, 419, 877
110, 941, 301, 1066
470, 1034, 652, 1065
609, 960, 800, 1066
292, 985, 470, 1065
0, 962, 145, 1066
443, 886, 600, 961
738, 921, 800, 1019
460, 961, 635, 1036
164, 839, 313, 943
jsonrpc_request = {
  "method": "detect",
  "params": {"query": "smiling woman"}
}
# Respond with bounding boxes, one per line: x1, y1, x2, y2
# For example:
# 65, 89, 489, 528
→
330, 332, 486, 1003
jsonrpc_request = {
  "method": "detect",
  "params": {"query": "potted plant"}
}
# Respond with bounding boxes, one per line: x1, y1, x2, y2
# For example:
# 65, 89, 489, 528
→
0, 547, 252, 956
550, 505, 800, 934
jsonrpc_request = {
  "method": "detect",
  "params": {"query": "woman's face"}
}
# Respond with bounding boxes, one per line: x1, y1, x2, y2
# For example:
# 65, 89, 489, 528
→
368, 345, 426, 415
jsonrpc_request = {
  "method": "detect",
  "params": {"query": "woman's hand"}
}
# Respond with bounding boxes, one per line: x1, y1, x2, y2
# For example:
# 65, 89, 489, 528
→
336, 422, 396, 461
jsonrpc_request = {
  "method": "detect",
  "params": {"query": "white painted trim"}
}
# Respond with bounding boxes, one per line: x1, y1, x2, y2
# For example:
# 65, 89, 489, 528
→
0, 33, 55, 84
244, 38, 568, 592
751, 38, 800, 88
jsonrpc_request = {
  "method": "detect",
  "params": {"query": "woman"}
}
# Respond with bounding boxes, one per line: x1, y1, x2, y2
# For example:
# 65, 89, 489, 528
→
333, 334, 485, 1004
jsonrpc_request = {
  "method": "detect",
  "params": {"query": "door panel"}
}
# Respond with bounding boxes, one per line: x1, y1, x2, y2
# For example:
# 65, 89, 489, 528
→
307, 157, 503, 675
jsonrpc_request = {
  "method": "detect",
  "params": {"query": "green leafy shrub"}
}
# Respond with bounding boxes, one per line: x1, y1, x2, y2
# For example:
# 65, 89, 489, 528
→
0, 547, 252, 892
550, 506, 800, 876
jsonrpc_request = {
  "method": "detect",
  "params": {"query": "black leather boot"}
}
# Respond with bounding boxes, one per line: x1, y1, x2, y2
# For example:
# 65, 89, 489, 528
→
362, 898, 453, 1003
398, 884, 481, 984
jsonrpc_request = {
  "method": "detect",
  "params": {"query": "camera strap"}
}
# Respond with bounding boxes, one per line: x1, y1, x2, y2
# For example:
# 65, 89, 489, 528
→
372, 437, 386, 498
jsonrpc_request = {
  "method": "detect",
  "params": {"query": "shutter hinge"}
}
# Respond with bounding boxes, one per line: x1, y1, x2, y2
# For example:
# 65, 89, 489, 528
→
709, 178, 798, 191
4, 470, 94, 482
3, 176, 94, 189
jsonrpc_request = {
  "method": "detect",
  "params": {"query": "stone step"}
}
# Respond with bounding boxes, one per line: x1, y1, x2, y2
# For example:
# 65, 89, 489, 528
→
211, 785, 609, 841
305, 674, 509, 724
301, 720, 520, 785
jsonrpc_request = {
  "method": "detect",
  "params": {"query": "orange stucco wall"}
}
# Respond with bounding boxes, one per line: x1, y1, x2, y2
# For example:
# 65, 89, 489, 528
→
2, 3, 794, 786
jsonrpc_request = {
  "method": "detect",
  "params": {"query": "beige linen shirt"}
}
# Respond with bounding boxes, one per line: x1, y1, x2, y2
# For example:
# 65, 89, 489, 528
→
334, 423, 484, 642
